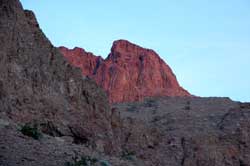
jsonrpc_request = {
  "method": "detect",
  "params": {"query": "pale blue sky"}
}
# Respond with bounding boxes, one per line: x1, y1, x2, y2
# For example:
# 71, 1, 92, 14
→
20, 0, 250, 102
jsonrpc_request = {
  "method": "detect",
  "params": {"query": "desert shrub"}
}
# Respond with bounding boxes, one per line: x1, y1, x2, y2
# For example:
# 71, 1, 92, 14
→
20, 123, 42, 140
99, 160, 111, 166
240, 103, 250, 109
184, 101, 191, 110
127, 105, 137, 112
65, 156, 98, 166
121, 149, 136, 160
40, 121, 62, 137
144, 98, 157, 108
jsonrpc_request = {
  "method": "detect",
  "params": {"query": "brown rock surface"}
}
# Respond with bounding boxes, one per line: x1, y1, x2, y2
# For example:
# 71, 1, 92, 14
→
60, 40, 190, 103
0, 0, 113, 153
113, 97, 250, 166
59, 46, 103, 76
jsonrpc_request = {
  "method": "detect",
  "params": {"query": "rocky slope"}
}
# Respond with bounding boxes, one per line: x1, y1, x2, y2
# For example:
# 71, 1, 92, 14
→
59, 40, 190, 103
0, 0, 114, 155
113, 97, 250, 166
1, 96, 250, 166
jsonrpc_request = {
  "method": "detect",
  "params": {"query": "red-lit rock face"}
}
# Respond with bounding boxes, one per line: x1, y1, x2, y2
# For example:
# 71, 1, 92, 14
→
59, 40, 190, 103
59, 46, 103, 76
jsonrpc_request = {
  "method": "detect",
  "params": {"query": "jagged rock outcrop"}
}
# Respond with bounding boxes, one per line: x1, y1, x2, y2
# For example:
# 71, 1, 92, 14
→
0, 0, 113, 154
60, 40, 190, 103
59, 46, 103, 76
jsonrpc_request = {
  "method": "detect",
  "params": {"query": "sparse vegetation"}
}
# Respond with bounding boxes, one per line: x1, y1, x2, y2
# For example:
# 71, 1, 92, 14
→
99, 160, 111, 166
121, 149, 136, 160
184, 101, 191, 110
65, 156, 98, 166
144, 98, 157, 108
20, 123, 42, 140
127, 105, 137, 112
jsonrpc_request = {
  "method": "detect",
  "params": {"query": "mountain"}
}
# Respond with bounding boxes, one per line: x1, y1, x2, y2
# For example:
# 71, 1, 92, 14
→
1, 0, 250, 166
0, 0, 114, 154
59, 40, 190, 103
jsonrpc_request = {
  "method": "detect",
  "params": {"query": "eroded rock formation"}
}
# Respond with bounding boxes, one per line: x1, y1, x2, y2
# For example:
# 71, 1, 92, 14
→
60, 40, 190, 103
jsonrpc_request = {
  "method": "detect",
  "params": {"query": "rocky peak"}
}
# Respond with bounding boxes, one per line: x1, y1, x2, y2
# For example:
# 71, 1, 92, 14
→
108, 40, 158, 62
111, 40, 142, 53
60, 40, 190, 103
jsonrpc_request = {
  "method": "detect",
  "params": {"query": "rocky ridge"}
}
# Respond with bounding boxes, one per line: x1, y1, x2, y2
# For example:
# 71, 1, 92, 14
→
60, 40, 190, 103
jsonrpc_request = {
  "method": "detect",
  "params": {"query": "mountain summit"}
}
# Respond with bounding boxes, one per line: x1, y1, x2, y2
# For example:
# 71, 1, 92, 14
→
60, 40, 190, 103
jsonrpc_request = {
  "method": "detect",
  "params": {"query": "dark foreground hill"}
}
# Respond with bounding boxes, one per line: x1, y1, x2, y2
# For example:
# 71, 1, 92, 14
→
0, 0, 115, 159
1, 96, 250, 166
0, 0, 250, 166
